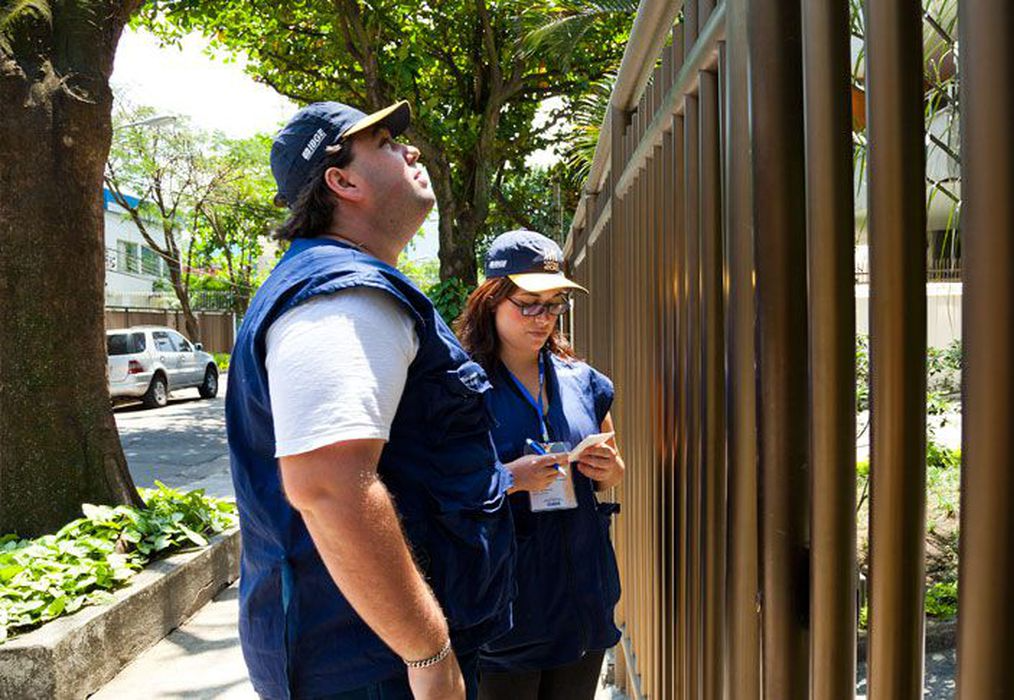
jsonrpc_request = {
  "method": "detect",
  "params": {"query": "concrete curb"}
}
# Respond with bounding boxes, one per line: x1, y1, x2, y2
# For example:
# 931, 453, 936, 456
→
857, 618, 957, 663
0, 528, 240, 700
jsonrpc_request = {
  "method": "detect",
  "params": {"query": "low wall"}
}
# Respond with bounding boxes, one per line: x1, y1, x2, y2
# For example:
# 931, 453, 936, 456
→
856, 282, 962, 349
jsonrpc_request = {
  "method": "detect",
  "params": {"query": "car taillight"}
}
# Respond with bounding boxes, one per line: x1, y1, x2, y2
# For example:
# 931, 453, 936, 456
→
127, 360, 144, 375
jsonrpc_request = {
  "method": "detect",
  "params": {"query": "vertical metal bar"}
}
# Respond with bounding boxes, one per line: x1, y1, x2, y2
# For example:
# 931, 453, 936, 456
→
631, 160, 642, 694
957, 1, 1014, 696
609, 106, 629, 691
723, 0, 761, 696
685, 0, 699, 58
699, 0, 715, 34
650, 140, 662, 700
659, 42, 675, 700
662, 122, 677, 700
801, 0, 857, 697
684, 91, 702, 700
864, 0, 927, 696
746, 0, 810, 696
699, 66, 726, 700
674, 110, 689, 700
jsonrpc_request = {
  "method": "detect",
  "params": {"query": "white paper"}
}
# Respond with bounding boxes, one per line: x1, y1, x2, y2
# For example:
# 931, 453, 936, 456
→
568, 431, 615, 461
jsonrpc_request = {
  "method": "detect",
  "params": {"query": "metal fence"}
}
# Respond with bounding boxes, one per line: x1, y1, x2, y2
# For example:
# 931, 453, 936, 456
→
104, 290, 237, 312
563, 0, 1012, 697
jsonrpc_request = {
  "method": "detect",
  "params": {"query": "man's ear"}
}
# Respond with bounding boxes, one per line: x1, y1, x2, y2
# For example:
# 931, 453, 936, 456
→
324, 166, 364, 204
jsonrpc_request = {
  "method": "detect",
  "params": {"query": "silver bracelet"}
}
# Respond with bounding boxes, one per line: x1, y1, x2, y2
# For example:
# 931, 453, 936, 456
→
404, 638, 452, 669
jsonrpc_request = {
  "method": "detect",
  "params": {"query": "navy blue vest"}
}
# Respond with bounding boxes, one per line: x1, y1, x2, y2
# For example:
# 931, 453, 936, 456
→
225, 237, 515, 698
479, 351, 621, 673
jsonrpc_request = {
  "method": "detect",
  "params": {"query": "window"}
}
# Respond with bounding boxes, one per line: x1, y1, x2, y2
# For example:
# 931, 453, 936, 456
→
106, 332, 146, 356
169, 331, 193, 353
117, 240, 140, 274
152, 331, 175, 353
141, 247, 163, 277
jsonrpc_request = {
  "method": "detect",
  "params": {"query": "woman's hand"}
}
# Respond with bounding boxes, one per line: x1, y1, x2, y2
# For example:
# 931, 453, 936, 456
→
504, 453, 564, 493
575, 442, 625, 490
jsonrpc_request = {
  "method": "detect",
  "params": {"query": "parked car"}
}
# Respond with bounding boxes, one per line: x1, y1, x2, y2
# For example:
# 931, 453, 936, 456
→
106, 326, 219, 408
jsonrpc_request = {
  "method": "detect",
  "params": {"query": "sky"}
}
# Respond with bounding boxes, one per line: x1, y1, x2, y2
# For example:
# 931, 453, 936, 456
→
111, 28, 442, 260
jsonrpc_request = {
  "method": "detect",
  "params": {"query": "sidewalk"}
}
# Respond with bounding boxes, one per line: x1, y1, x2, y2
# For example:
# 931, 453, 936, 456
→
91, 583, 251, 699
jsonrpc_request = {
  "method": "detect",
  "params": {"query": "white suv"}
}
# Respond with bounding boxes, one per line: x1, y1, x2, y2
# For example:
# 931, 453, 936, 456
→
106, 326, 219, 408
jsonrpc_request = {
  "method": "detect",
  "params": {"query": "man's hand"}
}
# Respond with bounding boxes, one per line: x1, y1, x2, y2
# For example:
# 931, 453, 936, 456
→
504, 453, 566, 493
407, 650, 465, 700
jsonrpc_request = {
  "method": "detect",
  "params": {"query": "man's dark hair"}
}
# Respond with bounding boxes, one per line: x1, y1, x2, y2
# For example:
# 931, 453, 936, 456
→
274, 143, 356, 241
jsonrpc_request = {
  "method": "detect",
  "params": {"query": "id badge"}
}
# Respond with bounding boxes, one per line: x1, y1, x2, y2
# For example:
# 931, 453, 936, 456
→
525, 441, 578, 512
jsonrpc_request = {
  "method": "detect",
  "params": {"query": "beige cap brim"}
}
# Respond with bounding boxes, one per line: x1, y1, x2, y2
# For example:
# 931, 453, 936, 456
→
508, 273, 588, 294
341, 101, 411, 140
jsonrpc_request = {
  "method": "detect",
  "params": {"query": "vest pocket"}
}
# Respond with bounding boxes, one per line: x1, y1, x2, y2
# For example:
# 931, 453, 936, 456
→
425, 361, 494, 444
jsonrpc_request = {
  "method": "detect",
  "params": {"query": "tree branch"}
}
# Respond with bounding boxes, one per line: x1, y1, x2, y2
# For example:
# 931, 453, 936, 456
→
493, 187, 538, 232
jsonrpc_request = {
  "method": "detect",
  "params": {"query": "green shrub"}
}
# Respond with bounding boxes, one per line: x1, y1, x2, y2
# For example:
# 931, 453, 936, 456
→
857, 582, 957, 631
0, 483, 236, 643
427, 277, 473, 327
925, 581, 958, 619
213, 352, 230, 372
927, 441, 961, 471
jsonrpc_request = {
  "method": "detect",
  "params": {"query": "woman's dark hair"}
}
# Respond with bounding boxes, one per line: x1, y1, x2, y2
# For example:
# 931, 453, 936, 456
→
273, 144, 357, 241
454, 277, 578, 373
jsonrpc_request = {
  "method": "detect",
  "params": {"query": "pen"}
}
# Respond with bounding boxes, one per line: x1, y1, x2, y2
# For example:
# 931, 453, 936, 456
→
525, 438, 567, 476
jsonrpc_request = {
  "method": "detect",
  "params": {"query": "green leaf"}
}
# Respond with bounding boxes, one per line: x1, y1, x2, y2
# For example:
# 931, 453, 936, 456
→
44, 596, 66, 618
0, 565, 23, 583
178, 525, 208, 548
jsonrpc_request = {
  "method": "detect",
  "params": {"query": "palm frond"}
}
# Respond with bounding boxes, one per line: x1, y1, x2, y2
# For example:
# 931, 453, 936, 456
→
523, 0, 638, 59
556, 70, 617, 187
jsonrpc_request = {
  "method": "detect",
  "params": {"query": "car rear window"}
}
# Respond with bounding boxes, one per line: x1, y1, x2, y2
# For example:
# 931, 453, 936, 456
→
107, 332, 146, 355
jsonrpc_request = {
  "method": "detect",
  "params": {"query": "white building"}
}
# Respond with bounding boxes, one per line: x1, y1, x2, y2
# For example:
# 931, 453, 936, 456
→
103, 189, 172, 305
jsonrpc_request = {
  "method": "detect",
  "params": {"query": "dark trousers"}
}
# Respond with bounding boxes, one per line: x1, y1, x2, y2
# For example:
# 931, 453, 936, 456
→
477, 650, 606, 700
277, 651, 480, 700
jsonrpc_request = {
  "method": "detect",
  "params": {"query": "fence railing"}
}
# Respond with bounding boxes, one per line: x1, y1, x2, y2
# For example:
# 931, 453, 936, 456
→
104, 290, 237, 312
563, 0, 1012, 698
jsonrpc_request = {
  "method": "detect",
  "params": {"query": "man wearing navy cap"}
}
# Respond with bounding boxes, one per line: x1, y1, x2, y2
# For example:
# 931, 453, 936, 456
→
225, 101, 558, 699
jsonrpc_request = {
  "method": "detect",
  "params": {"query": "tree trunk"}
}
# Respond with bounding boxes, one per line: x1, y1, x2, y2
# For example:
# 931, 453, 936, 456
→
166, 261, 202, 343
0, 2, 143, 537
428, 160, 479, 286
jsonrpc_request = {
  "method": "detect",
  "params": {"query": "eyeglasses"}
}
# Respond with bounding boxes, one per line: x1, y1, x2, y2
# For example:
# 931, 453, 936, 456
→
507, 297, 572, 317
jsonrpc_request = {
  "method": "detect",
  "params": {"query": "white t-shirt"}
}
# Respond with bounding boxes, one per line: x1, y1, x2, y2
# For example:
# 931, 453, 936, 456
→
265, 287, 420, 458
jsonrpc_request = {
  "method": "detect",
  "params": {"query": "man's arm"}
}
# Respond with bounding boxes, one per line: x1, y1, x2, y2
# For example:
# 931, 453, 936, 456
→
280, 439, 463, 698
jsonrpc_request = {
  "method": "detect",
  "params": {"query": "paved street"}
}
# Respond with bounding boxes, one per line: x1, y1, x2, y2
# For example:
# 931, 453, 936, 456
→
114, 379, 234, 499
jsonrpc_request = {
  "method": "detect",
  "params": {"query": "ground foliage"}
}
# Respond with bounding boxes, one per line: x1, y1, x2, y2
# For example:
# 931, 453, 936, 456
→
0, 483, 237, 643
854, 336, 963, 625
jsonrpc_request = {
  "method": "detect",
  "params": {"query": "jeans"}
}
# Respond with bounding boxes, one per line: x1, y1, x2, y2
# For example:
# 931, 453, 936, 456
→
477, 650, 606, 700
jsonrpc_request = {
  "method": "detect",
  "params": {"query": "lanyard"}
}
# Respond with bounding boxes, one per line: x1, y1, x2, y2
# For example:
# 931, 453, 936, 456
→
506, 353, 550, 443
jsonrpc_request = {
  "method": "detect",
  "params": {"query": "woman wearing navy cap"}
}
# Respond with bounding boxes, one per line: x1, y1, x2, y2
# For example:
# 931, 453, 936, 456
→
455, 230, 625, 700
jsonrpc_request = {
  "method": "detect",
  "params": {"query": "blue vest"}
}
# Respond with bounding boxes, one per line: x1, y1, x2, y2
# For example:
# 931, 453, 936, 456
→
225, 237, 515, 699
479, 351, 622, 672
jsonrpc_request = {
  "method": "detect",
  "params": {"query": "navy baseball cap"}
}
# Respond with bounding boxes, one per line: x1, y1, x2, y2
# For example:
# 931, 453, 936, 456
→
484, 230, 587, 293
270, 100, 411, 208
